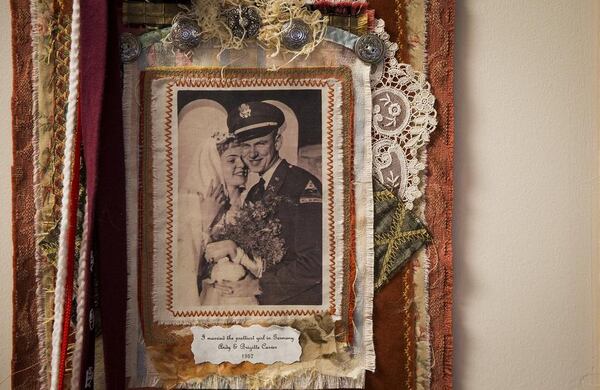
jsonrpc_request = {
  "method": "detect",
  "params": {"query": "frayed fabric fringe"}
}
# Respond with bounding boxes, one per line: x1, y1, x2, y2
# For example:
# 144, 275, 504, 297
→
180, 371, 364, 390
132, 369, 365, 390
359, 70, 376, 373
122, 61, 142, 379
29, 0, 51, 387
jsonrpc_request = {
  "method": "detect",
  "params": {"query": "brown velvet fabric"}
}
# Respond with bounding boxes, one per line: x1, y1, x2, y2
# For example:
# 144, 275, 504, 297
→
368, 0, 411, 64
10, 1, 40, 388
366, 264, 417, 390
425, 1, 455, 389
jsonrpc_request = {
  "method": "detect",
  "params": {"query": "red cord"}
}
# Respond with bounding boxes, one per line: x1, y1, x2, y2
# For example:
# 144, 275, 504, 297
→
57, 99, 82, 389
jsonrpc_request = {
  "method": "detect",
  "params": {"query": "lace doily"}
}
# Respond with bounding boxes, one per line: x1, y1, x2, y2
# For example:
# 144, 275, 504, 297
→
370, 19, 437, 209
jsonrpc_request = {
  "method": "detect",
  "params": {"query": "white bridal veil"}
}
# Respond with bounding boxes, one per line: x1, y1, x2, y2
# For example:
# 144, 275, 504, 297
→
176, 99, 228, 307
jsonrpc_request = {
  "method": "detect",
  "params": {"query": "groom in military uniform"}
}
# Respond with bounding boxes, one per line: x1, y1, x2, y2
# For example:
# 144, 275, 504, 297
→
228, 101, 323, 305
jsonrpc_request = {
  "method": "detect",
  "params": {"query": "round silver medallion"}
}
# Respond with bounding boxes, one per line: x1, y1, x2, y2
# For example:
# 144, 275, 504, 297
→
223, 7, 261, 39
171, 19, 202, 51
354, 33, 385, 64
120, 32, 141, 63
281, 19, 312, 51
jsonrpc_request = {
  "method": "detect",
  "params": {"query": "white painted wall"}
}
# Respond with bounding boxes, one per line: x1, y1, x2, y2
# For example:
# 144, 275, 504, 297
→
454, 1, 599, 389
0, 1, 598, 389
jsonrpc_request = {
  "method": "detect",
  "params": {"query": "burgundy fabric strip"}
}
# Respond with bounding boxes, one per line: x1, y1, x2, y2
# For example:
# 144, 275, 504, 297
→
79, 1, 107, 387
82, 0, 128, 388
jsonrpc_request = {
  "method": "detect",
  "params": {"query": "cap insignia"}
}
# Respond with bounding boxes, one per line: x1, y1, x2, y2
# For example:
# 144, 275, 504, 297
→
239, 104, 252, 118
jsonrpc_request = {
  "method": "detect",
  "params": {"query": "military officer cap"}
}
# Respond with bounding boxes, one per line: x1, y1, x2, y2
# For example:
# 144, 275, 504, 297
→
227, 101, 285, 142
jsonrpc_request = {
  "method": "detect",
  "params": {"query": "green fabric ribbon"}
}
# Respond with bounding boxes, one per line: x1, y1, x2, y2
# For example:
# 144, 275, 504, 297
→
373, 178, 431, 291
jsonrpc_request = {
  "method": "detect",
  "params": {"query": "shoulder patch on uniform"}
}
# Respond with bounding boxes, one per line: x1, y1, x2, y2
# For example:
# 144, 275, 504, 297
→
305, 180, 318, 192
302, 180, 321, 196
300, 180, 321, 204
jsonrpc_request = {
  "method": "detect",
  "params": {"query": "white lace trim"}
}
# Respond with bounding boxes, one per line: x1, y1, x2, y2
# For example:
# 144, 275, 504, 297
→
370, 19, 437, 209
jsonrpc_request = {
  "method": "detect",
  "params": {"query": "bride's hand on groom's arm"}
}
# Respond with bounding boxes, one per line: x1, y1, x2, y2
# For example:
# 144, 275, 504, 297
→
205, 239, 238, 262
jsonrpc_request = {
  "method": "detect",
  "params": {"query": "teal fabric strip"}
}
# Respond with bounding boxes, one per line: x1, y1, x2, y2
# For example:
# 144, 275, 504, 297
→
324, 26, 359, 50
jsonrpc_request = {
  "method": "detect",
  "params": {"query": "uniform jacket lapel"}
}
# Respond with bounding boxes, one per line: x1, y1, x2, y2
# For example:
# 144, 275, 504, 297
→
266, 159, 289, 195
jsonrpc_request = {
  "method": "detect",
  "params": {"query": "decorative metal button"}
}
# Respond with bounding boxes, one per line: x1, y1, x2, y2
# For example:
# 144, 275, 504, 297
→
120, 32, 141, 63
354, 33, 385, 64
171, 19, 201, 51
223, 7, 261, 39
281, 19, 312, 51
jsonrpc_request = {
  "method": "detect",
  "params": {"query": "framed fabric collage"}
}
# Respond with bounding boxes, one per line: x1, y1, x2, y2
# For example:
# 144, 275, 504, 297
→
10, 0, 454, 389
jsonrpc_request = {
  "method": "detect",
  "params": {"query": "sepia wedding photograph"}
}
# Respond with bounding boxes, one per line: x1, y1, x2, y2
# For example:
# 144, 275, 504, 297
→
175, 89, 325, 309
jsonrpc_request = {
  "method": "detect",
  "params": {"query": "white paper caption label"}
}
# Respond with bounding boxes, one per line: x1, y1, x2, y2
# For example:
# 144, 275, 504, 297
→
190, 325, 302, 365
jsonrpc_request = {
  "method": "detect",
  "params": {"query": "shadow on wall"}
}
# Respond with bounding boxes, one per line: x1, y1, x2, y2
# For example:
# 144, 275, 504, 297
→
453, 2, 474, 389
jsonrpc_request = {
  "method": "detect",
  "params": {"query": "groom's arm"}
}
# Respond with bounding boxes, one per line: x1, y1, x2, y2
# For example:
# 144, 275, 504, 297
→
259, 188, 323, 305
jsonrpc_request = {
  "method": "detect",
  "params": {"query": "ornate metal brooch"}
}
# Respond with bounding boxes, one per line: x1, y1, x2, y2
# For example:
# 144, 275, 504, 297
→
223, 7, 261, 39
354, 33, 385, 64
120, 32, 142, 63
281, 19, 313, 51
171, 19, 202, 51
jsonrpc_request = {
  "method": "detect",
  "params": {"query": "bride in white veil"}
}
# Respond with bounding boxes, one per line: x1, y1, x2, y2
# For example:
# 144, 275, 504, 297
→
177, 99, 263, 306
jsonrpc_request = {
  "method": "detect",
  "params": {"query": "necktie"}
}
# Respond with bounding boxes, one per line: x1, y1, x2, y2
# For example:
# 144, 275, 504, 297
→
249, 177, 266, 203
